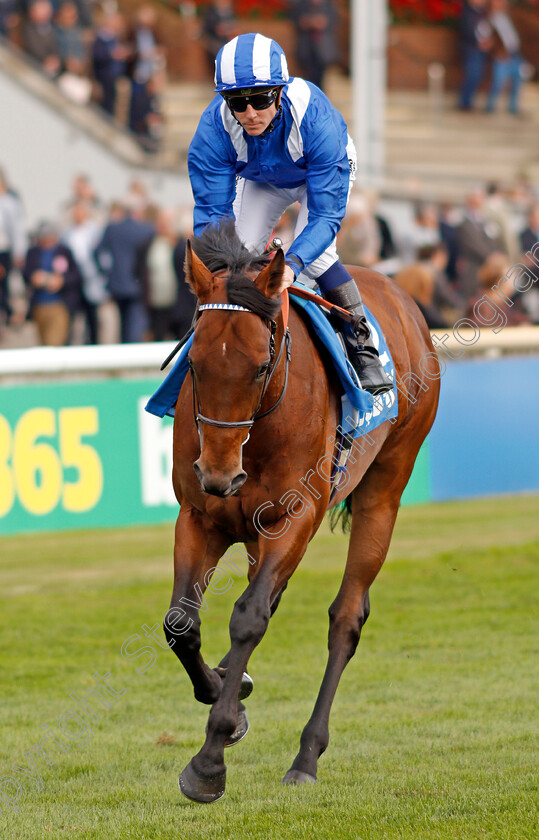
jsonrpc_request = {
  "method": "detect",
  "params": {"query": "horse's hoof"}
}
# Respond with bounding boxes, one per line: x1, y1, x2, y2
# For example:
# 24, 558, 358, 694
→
213, 667, 254, 701
178, 760, 226, 803
238, 671, 254, 701
282, 769, 317, 785
225, 708, 249, 748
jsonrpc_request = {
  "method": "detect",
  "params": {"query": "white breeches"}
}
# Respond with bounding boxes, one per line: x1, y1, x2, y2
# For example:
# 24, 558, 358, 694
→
233, 136, 357, 288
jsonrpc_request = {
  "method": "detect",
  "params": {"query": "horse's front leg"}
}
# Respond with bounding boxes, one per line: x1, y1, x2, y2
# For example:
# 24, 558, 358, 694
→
178, 518, 313, 802
164, 506, 231, 705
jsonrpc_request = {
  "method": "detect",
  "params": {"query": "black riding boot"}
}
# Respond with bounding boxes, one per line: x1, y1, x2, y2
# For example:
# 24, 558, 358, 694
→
324, 279, 394, 395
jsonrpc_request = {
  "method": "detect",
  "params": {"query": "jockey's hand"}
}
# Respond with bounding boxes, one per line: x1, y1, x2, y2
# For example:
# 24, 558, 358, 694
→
282, 264, 296, 290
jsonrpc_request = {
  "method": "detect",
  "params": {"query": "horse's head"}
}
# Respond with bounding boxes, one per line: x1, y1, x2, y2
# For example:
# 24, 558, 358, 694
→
185, 223, 287, 498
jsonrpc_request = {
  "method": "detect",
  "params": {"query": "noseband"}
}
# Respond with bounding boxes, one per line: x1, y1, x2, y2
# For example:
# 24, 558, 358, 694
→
189, 303, 291, 432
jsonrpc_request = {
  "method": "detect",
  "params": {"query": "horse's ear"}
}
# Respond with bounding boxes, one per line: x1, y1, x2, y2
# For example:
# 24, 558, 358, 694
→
255, 249, 287, 299
184, 240, 214, 301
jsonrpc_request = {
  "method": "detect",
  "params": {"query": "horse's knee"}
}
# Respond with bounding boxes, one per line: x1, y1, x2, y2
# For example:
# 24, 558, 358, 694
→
229, 592, 270, 647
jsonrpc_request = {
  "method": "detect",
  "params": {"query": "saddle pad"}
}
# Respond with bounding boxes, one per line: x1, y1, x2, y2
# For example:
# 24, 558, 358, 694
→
145, 281, 398, 437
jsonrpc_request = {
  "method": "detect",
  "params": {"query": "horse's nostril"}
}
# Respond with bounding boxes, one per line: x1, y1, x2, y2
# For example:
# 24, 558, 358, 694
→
230, 471, 247, 494
193, 462, 246, 497
193, 462, 205, 488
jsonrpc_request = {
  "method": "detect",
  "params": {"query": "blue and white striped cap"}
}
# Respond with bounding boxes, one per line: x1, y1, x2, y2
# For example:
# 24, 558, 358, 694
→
214, 33, 289, 93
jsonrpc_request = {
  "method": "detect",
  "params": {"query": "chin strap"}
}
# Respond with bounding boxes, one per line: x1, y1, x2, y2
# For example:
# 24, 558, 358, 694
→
261, 104, 282, 135
230, 104, 283, 134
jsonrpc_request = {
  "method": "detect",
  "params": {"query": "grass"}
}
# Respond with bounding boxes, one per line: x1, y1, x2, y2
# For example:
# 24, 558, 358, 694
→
0, 495, 537, 839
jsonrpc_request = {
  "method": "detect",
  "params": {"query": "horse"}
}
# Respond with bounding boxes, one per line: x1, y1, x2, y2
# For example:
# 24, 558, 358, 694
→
163, 221, 440, 802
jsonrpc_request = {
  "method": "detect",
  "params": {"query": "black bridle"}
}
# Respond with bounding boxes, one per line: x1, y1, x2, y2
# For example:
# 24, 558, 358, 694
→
189, 303, 291, 432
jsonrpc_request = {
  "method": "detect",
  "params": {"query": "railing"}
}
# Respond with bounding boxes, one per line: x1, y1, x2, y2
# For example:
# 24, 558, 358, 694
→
1, 328, 538, 384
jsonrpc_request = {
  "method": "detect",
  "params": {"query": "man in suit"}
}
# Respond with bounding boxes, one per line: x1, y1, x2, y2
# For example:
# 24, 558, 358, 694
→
94, 199, 154, 343
456, 187, 505, 301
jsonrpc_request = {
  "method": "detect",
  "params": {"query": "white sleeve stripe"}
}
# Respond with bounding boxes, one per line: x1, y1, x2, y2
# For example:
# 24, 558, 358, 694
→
286, 78, 312, 162
252, 33, 272, 81
219, 36, 238, 86
220, 101, 248, 162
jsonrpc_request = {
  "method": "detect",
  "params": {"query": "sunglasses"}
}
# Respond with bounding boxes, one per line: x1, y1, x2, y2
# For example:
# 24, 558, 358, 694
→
223, 88, 279, 113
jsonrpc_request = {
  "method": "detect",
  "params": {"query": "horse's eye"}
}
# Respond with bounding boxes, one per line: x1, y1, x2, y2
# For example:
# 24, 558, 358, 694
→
256, 363, 270, 379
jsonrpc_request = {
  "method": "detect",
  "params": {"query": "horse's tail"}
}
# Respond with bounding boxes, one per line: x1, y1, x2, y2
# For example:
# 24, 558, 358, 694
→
328, 494, 353, 534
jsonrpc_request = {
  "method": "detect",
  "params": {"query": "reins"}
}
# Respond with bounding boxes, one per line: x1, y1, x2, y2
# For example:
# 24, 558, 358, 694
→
189, 300, 291, 432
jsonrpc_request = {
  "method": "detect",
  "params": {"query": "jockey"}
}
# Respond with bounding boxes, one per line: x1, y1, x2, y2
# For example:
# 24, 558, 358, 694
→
188, 32, 392, 395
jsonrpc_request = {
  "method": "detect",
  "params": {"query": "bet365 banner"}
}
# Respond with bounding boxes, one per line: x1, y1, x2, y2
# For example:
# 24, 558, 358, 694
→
0, 379, 180, 535
0, 377, 430, 536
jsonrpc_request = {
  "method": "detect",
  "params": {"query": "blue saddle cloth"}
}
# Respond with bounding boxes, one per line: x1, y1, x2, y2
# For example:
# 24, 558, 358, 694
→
145, 281, 398, 439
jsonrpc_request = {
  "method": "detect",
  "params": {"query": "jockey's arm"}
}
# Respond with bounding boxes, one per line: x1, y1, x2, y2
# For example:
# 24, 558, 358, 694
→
284, 112, 351, 279
188, 109, 237, 236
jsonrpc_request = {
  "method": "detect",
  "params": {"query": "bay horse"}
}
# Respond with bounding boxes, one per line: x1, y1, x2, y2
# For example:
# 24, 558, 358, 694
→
164, 222, 439, 802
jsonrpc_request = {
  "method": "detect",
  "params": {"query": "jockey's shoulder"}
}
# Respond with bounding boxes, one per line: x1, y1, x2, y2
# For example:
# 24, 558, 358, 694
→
282, 78, 345, 128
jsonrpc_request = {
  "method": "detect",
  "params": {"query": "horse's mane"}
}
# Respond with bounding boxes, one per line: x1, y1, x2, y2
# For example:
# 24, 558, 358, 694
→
191, 219, 282, 321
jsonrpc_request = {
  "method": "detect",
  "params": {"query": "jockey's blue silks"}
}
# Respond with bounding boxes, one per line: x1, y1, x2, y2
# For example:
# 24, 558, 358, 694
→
188, 78, 351, 275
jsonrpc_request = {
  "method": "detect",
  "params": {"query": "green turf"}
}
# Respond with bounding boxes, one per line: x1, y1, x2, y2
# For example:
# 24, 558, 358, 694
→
0, 495, 537, 839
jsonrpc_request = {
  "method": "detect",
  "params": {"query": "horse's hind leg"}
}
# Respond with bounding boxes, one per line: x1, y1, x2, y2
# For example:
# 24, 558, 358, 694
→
164, 506, 231, 705
283, 451, 416, 784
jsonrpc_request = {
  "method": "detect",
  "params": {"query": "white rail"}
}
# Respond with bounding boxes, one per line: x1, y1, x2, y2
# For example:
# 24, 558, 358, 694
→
0, 327, 538, 381
0, 342, 176, 378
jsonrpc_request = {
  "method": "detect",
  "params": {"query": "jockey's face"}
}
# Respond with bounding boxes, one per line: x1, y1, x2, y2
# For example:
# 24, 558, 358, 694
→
227, 88, 281, 136
234, 101, 278, 135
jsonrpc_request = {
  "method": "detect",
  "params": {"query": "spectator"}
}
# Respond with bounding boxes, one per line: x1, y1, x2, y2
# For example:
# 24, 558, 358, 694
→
92, 10, 130, 116
54, 0, 88, 76
62, 173, 105, 224
290, 0, 338, 91
71, 0, 93, 30
520, 204, 539, 254
200, 0, 237, 76
486, 0, 524, 115
61, 200, 107, 344
23, 0, 62, 78
438, 202, 462, 283
484, 182, 520, 261
128, 4, 164, 85
456, 187, 505, 300
129, 68, 165, 153
519, 204, 539, 323
0, 167, 28, 328
337, 193, 381, 268
23, 221, 82, 345
399, 201, 441, 263
138, 208, 195, 341
394, 263, 448, 330
94, 199, 154, 343
417, 243, 464, 324
465, 252, 530, 327
0, 0, 21, 39
458, 0, 492, 111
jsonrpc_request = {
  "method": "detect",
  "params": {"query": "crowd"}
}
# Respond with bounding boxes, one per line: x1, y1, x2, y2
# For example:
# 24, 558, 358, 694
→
459, 0, 531, 115
1, 0, 534, 156
0, 164, 537, 350
335, 182, 539, 331
0, 168, 196, 347
1, 1, 166, 152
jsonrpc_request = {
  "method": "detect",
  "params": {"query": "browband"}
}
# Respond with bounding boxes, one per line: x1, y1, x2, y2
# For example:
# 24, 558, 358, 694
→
198, 303, 252, 314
